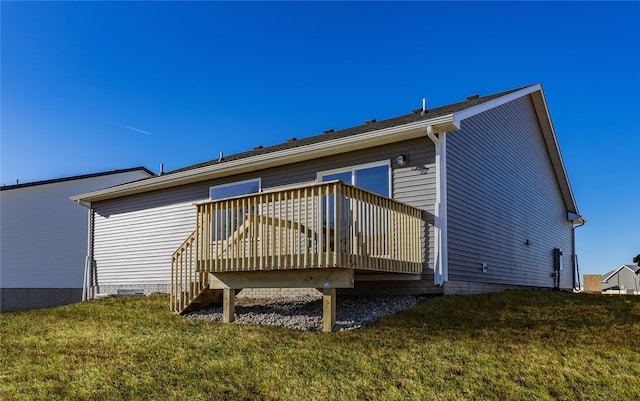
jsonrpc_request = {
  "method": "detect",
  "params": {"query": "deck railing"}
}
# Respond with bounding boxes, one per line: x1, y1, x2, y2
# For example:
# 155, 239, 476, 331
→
196, 180, 422, 273
171, 230, 210, 312
171, 180, 423, 312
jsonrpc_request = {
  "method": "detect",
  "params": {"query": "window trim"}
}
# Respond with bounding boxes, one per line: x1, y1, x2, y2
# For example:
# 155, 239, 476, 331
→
209, 178, 262, 200
316, 160, 392, 197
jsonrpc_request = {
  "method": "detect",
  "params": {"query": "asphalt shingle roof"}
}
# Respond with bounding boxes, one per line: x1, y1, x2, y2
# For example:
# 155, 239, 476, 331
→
166, 86, 528, 175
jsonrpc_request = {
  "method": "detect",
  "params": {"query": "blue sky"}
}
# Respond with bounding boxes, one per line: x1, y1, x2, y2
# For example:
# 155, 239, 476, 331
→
2, 1, 639, 276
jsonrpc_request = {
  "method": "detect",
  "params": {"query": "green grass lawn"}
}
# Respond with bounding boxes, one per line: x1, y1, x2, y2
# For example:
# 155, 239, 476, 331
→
1, 290, 639, 400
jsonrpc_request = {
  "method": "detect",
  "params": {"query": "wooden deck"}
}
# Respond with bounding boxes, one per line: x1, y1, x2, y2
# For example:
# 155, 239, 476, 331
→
171, 180, 424, 331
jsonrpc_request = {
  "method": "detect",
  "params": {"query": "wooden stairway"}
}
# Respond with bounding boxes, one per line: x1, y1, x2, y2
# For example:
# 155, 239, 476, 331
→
178, 287, 223, 314
171, 230, 212, 314
171, 215, 260, 314
171, 226, 244, 314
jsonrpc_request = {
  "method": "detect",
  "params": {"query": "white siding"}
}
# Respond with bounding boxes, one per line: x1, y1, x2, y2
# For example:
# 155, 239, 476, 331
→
0, 171, 150, 288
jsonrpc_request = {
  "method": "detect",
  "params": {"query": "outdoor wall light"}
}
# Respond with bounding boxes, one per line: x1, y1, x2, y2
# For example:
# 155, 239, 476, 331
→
397, 154, 408, 166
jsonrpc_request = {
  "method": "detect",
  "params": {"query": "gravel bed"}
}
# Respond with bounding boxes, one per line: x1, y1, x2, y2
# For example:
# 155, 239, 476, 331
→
185, 294, 427, 331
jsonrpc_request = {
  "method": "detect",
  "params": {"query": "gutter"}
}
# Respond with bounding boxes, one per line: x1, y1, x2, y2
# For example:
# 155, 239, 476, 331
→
71, 115, 457, 204
427, 126, 448, 285
75, 199, 92, 209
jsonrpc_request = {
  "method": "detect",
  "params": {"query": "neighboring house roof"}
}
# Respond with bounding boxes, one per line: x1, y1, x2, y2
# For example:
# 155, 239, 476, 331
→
71, 84, 581, 219
602, 264, 640, 282
1, 167, 154, 191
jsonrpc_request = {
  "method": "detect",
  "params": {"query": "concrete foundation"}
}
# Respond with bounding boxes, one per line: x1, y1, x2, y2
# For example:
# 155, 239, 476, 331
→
1, 288, 82, 312
443, 280, 541, 295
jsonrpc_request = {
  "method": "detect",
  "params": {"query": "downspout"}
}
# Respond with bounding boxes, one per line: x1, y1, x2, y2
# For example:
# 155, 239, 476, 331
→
77, 199, 95, 301
571, 215, 586, 291
82, 208, 90, 300
428, 126, 448, 285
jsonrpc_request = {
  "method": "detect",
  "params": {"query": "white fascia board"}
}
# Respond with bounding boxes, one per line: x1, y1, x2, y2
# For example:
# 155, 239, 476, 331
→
451, 84, 542, 129
452, 83, 581, 216
568, 212, 587, 224
72, 115, 455, 203
530, 87, 580, 215
602, 265, 635, 282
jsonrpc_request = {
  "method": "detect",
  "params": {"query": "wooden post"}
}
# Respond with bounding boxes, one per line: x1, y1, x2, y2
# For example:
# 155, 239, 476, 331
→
223, 287, 235, 323
322, 287, 336, 332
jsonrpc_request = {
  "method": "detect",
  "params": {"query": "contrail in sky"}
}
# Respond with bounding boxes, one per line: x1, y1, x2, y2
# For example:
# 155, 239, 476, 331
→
119, 124, 153, 135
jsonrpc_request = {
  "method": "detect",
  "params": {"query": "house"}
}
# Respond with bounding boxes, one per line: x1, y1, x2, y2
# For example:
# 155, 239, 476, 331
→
602, 265, 640, 294
71, 84, 585, 331
0, 167, 154, 312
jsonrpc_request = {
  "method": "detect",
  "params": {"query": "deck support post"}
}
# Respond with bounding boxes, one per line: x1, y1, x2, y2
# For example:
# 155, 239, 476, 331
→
222, 287, 235, 323
322, 287, 337, 332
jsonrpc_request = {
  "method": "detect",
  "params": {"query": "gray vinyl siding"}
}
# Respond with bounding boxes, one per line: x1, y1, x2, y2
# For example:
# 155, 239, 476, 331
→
446, 95, 573, 289
91, 138, 437, 289
602, 267, 640, 292
1, 288, 83, 312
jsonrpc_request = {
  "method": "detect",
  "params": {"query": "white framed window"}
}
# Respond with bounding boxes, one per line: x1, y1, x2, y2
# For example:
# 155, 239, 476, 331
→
209, 178, 261, 200
209, 178, 261, 241
317, 160, 391, 197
